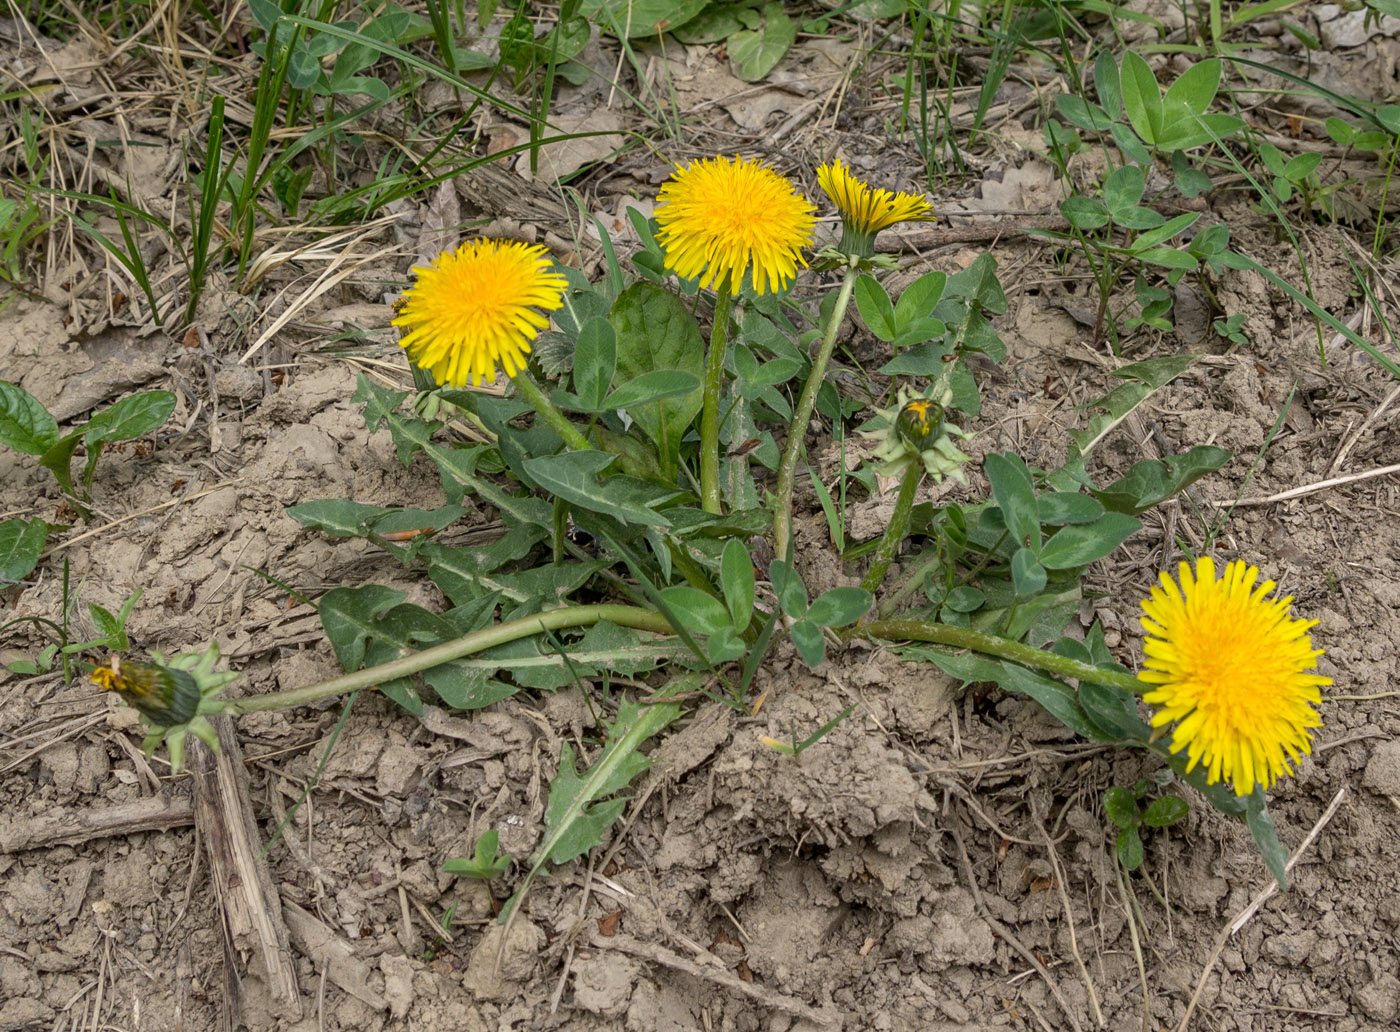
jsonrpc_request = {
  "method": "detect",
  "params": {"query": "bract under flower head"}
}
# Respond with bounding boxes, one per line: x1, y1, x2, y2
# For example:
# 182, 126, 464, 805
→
1140, 557, 1330, 796
817, 159, 934, 258
655, 156, 816, 295
393, 239, 567, 387
864, 385, 972, 483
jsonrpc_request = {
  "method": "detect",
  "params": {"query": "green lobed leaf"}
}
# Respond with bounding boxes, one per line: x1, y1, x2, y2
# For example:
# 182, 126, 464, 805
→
1061, 195, 1110, 230
1092, 446, 1231, 515
0, 381, 58, 455
523, 451, 670, 527
997, 661, 1110, 741
0, 518, 48, 582
319, 585, 407, 671
1103, 165, 1147, 214
1079, 680, 1152, 741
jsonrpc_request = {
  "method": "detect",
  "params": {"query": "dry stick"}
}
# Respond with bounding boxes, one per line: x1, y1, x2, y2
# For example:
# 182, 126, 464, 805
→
189, 717, 302, 1022
1228, 462, 1400, 507
0, 793, 193, 852
1175, 786, 1348, 1032
949, 816, 1085, 1032
1038, 821, 1105, 1028
1327, 383, 1400, 477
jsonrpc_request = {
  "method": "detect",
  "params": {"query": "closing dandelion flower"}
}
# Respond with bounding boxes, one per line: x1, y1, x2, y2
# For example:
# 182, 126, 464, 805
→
393, 239, 567, 387
1139, 558, 1329, 797
817, 159, 934, 258
92, 643, 240, 771
864, 385, 972, 484
655, 156, 816, 295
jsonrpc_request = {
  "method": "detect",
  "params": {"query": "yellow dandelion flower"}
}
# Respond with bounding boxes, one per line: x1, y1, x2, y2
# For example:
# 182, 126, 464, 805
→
817, 159, 933, 257
1139, 557, 1330, 797
392, 239, 567, 387
655, 156, 816, 295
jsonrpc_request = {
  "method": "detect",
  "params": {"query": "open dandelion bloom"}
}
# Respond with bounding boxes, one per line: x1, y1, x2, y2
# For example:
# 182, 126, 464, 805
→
392, 239, 567, 387
817, 159, 933, 257
655, 156, 815, 295
1140, 558, 1329, 796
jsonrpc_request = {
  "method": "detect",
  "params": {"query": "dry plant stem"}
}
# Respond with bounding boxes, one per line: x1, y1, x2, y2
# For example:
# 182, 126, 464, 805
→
1175, 786, 1348, 1032
0, 795, 193, 852
855, 619, 1143, 693
773, 266, 860, 559
231, 605, 671, 714
860, 461, 923, 595
509, 369, 594, 452
949, 817, 1084, 1032
700, 278, 736, 514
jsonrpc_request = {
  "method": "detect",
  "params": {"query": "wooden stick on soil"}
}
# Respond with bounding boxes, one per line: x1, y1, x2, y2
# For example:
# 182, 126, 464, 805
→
0, 794, 193, 852
189, 717, 302, 1023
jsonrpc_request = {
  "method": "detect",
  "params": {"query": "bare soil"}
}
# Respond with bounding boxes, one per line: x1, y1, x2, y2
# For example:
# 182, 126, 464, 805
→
4, 8, 1400, 1032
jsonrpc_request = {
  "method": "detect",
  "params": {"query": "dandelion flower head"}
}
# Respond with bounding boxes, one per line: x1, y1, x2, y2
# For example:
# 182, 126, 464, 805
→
817, 159, 933, 256
655, 155, 816, 295
392, 238, 567, 387
1139, 557, 1329, 796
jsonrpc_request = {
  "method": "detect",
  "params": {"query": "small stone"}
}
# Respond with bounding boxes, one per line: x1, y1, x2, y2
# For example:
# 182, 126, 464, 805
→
379, 953, 415, 1021
1356, 971, 1400, 1023
1262, 929, 1317, 967
376, 743, 424, 798
1362, 740, 1400, 796
462, 919, 544, 1000
572, 954, 640, 1018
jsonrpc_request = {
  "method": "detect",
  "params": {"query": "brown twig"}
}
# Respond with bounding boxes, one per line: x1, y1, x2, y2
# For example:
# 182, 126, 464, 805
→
0, 793, 193, 852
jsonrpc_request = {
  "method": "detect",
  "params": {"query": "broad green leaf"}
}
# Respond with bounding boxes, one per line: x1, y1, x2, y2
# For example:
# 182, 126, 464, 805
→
577, 620, 672, 676
1056, 95, 1112, 132
605, 369, 702, 411
1111, 205, 1165, 231
1092, 446, 1231, 514
1162, 57, 1221, 118
657, 585, 731, 635
1246, 789, 1289, 890
1079, 680, 1151, 741
945, 252, 1007, 313
0, 518, 48, 582
728, 2, 796, 82
1094, 49, 1122, 118
854, 274, 898, 342
984, 453, 1040, 551
1142, 795, 1190, 828
894, 270, 947, 330
1037, 492, 1104, 525
1066, 355, 1197, 464
582, 0, 707, 37
287, 499, 388, 538
1104, 785, 1139, 829
1117, 826, 1145, 870
1120, 51, 1164, 146
806, 586, 871, 628
0, 381, 58, 455
609, 283, 705, 462
1039, 512, 1142, 569
790, 618, 826, 667
1131, 211, 1201, 252
473, 636, 599, 692
574, 317, 616, 411
1136, 247, 1198, 270
523, 451, 670, 526
1103, 165, 1147, 214
1061, 195, 1110, 230
1283, 152, 1322, 181
1010, 547, 1047, 596
721, 538, 755, 629
769, 559, 807, 617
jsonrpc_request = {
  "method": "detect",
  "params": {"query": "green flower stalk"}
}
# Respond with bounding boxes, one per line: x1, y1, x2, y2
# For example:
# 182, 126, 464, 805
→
91, 643, 240, 771
653, 156, 816, 514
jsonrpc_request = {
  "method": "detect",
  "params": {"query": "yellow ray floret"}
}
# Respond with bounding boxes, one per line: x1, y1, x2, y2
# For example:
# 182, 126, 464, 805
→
655, 155, 816, 295
1139, 557, 1329, 796
392, 239, 567, 387
817, 159, 934, 239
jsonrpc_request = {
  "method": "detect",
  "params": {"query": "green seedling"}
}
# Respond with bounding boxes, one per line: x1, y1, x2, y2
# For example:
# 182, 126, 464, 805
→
760, 703, 856, 757
0, 381, 175, 520
441, 829, 512, 880
1105, 778, 1190, 871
